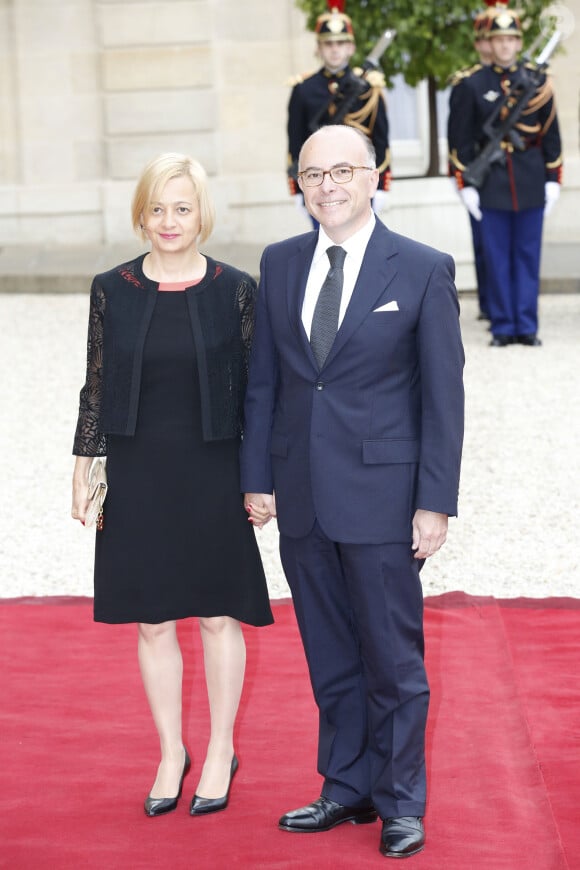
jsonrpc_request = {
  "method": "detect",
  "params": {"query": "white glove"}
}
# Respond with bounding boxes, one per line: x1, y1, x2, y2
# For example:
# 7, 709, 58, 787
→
293, 194, 310, 222
544, 181, 560, 217
459, 186, 482, 221
372, 190, 390, 213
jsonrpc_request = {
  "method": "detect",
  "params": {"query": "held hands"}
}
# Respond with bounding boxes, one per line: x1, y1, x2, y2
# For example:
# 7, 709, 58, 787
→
244, 493, 277, 529
412, 509, 448, 560
544, 182, 560, 217
459, 186, 482, 221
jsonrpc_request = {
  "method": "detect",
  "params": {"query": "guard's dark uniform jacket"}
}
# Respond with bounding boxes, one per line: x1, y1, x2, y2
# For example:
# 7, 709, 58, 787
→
448, 61, 562, 210
447, 62, 489, 317
287, 66, 391, 194
446, 62, 483, 178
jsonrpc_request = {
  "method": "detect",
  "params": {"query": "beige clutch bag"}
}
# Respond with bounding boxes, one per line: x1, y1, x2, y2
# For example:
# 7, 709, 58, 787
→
85, 458, 107, 531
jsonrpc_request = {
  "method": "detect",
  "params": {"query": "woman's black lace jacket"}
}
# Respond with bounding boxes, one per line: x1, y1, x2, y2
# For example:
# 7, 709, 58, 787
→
73, 255, 257, 456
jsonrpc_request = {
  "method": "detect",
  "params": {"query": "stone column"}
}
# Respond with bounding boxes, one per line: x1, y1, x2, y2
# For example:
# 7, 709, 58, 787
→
0, 0, 19, 184
0, 0, 103, 243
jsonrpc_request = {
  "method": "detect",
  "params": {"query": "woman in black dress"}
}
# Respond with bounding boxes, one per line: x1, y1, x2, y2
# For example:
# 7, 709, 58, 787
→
71, 153, 273, 817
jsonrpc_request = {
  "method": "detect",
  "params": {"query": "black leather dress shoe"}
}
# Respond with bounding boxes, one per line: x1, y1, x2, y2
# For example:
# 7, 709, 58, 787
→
279, 796, 378, 832
189, 755, 238, 815
489, 335, 514, 347
380, 817, 425, 858
144, 748, 191, 817
517, 334, 542, 346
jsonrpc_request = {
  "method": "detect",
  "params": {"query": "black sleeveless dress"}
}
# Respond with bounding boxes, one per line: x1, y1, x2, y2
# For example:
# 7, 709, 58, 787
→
93, 287, 273, 627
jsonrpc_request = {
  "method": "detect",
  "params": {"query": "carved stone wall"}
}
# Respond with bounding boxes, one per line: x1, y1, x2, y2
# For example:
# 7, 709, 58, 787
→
0, 0, 578, 271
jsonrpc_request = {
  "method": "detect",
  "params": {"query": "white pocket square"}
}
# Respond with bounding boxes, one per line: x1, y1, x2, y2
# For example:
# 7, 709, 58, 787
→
373, 300, 399, 312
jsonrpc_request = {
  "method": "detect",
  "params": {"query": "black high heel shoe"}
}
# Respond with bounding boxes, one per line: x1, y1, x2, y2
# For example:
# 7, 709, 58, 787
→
144, 748, 191, 817
189, 755, 239, 816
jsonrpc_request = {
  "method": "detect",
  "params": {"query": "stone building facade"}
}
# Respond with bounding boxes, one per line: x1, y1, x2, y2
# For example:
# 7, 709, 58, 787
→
0, 0, 578, 288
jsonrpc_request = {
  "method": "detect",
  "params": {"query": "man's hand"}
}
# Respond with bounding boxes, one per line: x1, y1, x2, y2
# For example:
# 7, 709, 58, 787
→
412, 509, 448, 559
459, 186, 482, 221
244, 493, 277, 529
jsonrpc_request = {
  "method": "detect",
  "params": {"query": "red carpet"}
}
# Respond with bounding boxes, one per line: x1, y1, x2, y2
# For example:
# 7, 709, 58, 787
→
0, 594, 578, 869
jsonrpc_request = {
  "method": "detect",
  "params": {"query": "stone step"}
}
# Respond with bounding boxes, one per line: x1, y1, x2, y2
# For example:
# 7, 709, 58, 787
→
0, 240, 578, 294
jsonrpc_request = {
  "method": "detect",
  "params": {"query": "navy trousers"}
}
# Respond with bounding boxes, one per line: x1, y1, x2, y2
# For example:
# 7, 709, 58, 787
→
480, 206, 544, 338
470, 213, 489, 317
280, 522, 429, 819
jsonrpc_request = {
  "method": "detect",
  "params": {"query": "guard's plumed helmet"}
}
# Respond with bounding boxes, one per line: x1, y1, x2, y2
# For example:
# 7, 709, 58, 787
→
484, 1, 523, 37
473, 11, 492, 39
315, 5, 355, 43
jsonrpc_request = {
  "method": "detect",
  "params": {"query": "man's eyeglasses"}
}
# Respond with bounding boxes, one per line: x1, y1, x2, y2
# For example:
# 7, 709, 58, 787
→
298, 165, 374, 187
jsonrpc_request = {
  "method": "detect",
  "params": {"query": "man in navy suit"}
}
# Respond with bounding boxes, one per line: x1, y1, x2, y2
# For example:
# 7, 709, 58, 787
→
241, 125, 464, 859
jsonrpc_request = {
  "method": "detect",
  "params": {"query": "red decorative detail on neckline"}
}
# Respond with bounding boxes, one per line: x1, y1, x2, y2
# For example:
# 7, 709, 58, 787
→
214, 264, 223, 279
119, 268, 143, 288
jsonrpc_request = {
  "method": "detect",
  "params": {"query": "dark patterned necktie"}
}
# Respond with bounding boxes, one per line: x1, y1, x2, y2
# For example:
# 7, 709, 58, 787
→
310, 245, 346, 369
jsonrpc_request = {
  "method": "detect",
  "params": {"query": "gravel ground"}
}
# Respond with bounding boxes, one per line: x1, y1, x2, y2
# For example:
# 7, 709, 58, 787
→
0, 292, 579, 601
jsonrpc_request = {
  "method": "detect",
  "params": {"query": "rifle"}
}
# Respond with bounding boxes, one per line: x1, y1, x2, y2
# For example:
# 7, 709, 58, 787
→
463, 30, 561, 189
288, 28, 396, 182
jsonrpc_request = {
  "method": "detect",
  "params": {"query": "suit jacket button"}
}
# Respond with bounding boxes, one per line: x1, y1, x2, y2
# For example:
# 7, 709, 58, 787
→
315, 382, 324, 391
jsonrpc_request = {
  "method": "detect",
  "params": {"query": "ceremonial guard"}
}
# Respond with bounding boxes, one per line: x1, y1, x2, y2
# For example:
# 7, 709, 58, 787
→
448, 7, 495, 320
287, 2, 391, 220
448, 6, 562, 346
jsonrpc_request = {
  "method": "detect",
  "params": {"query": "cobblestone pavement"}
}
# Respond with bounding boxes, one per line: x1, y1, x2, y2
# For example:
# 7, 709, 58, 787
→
1, 292, 579, 601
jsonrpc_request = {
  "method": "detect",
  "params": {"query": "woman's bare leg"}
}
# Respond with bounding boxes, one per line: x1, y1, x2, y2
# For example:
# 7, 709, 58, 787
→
138, 620, 186, 797
195, 616, 246, 798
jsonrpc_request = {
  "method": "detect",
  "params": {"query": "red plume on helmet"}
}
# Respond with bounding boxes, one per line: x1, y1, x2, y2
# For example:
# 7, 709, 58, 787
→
327, 0, 346, 11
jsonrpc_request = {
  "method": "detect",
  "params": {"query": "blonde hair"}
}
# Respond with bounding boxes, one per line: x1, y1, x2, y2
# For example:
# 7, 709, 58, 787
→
131, 153, 215, 244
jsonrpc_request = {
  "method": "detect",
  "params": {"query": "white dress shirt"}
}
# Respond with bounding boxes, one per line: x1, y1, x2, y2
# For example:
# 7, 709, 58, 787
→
301, 213, 377, 338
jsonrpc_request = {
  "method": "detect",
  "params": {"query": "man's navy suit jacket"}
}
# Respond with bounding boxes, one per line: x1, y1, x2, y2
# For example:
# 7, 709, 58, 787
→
240, 219, 465, 544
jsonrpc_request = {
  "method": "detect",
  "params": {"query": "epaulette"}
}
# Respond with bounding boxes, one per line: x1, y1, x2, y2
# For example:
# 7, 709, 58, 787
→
286, 69, 317, 87
448, 62, 483, 87
447, 66, 468, 87
524, 60, 550, 75
462, 62, 483, 80
352, 67, 386, 88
